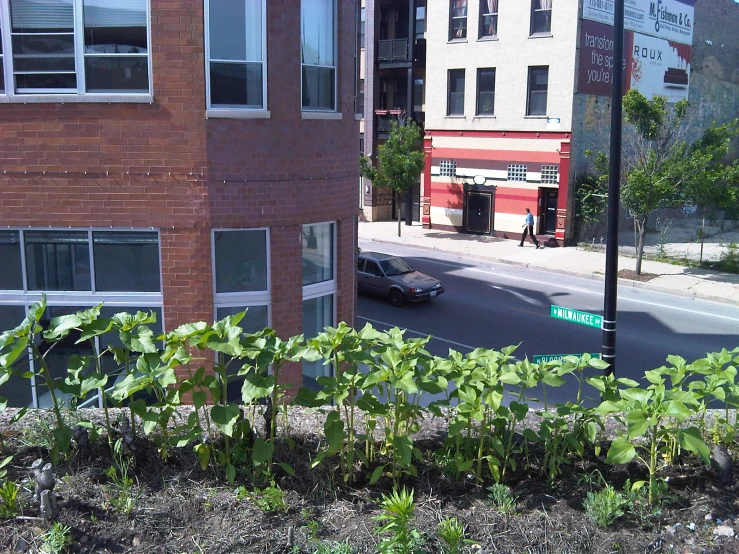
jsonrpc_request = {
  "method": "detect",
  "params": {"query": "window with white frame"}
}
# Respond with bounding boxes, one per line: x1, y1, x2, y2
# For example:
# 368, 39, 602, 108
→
479, 0, 498, 38
531, 0, 552, 35
449, 0, 467, 40
301, 222, 335, 388
439, 160, 457, 177
1, 0, 151, 96
0, 228, 163, 409
301, 0, 336, 111
206, 0, 265, 109
212, 228, 271, 400
541, 165, 559, 184
507, 164, 527, 181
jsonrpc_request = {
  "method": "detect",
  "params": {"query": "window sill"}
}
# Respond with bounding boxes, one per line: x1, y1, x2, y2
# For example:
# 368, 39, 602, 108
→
524, 115, 548, 119
477, 36, 499, 42
529, 33, 553, 39
302, 111, 343, 120
445, 115, 466, 119
447, 39, 468, 44
474, 115, 496, 119
206, 109, 271, 119
0, 93, 154, 104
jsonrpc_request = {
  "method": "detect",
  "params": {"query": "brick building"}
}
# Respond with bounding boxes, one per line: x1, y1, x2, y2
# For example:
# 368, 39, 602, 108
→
420, 0, 737, 245
0, 0, 359, 407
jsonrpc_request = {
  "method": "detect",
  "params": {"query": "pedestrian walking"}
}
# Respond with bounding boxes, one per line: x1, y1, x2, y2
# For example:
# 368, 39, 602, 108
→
519, 208, 541, 248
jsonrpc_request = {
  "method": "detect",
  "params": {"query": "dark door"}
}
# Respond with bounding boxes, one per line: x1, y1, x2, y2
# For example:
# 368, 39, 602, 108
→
544, 190, 558, 234
465, 191, 493, 234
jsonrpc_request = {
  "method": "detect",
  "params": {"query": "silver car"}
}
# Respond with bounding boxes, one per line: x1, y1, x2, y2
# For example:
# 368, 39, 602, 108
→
357, 251, 444, 307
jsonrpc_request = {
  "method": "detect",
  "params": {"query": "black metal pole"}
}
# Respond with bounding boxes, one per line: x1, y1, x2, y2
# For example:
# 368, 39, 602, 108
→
602, 0, 625, 376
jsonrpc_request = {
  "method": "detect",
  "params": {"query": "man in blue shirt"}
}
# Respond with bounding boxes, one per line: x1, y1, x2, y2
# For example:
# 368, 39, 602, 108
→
519, 208, 541, 249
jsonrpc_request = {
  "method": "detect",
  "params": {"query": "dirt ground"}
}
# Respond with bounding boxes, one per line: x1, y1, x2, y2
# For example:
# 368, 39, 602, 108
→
1, 407, 738, 554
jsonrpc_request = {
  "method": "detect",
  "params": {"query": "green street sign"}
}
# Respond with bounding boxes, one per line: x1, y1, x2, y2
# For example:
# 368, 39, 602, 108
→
532, 353, 601, 364
550, 305, 603, 329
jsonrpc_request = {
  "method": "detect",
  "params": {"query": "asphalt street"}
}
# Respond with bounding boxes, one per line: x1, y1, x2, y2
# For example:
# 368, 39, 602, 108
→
357, 240, 739, 404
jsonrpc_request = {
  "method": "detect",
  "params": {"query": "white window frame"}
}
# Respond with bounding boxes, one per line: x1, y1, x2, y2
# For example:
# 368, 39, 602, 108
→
0, 227, 163, 304
301, 221, 336, 380
204, 0, 269, 119
0, 227, 164, 410
300, 0, 338, 116
0, 0, 153, 103
211, 227, 271, 308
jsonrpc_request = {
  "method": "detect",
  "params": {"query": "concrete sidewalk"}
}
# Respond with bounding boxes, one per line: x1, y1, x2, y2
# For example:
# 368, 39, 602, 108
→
358, 221, 739, 306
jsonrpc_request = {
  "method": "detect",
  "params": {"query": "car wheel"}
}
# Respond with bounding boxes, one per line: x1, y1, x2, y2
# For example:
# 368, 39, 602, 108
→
388, 289, 406, 307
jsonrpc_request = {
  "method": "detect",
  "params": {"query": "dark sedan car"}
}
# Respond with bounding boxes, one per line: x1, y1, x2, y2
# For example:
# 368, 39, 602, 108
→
357, 251, 444, 306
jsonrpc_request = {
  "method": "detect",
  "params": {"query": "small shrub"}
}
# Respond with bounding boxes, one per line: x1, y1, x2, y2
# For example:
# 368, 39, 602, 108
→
437, 516, 475, 554
41, 522, 73, 554
624, 479, 668, 527
104, 442, 137, 516
0, 480, 22, 518
583, 485, 627, 527
487, 484, 516, 515
242, 481, 287, 514
301, 508, 320, 541
374, 487, 423, 554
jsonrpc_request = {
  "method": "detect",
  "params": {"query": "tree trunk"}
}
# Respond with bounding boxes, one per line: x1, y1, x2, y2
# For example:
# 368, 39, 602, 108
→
396, 190, 402, 237
635, 214, 648, 275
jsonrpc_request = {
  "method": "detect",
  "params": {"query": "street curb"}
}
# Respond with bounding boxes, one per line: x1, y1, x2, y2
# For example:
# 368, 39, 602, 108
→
361, 237, 739, 308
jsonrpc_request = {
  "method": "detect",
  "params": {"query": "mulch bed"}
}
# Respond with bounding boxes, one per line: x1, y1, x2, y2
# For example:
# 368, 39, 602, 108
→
1, 407, 738, 553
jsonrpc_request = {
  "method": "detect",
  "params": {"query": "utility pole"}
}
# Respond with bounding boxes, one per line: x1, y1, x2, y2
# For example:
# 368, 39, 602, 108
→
602, 0, 625, 375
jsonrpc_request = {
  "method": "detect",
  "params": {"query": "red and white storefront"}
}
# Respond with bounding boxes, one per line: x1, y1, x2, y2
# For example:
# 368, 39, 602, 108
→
422, 130, 572, 245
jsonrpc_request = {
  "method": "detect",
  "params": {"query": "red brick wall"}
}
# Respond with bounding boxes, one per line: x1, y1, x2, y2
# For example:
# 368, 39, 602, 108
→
0, 0, 359, 387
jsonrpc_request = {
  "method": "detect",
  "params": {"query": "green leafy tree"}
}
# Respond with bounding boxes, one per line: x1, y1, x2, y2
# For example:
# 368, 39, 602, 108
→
360, 120, 425, 237
587, 90, 738, 274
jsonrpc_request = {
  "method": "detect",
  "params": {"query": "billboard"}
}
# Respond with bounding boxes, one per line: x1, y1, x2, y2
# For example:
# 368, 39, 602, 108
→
578, 0, 693, 101
577, 19, 691, 102
583, 0, 694, 44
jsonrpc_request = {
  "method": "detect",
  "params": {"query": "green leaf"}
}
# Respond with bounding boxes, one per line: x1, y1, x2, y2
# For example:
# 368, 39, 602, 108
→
252, 437, 274, 467
605, 436, 636, 465
293, 386, 324, 408
678, 427, 710, 465
369, 464, 385, 485
625, 409, 650, 439
192, 391, 207, 410
393, 435, 413, 468
210, 404, 241, 437
509, 401, 529, 421
241, 373, 274, 405
225, 463, 236, 484
278, 463, 296, 476
323, 411, 345, 451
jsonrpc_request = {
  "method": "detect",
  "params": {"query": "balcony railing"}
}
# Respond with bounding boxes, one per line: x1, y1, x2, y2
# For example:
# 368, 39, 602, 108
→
377, 39, 409, 62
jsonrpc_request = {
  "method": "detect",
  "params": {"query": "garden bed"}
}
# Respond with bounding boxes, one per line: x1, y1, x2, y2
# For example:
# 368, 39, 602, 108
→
1, 406, 738, 554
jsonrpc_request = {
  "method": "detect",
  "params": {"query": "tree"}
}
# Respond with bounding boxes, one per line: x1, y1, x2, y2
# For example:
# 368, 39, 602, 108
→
587, 90, 738, 274
360, 120, 425, 237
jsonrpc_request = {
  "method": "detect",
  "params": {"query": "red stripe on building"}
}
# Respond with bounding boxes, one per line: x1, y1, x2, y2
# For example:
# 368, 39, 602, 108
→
433, 148, 560, 164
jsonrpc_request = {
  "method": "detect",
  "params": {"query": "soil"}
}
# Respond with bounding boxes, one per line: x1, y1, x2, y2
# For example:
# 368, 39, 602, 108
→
618, 269, 660, 282
1, 407, 738, 554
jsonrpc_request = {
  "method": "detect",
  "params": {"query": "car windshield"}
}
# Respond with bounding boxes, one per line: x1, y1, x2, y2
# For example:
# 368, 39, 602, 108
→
379, 257, 413, 276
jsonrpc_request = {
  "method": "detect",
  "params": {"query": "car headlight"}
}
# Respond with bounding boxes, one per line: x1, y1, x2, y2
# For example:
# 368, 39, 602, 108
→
409, 288, 423, 293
